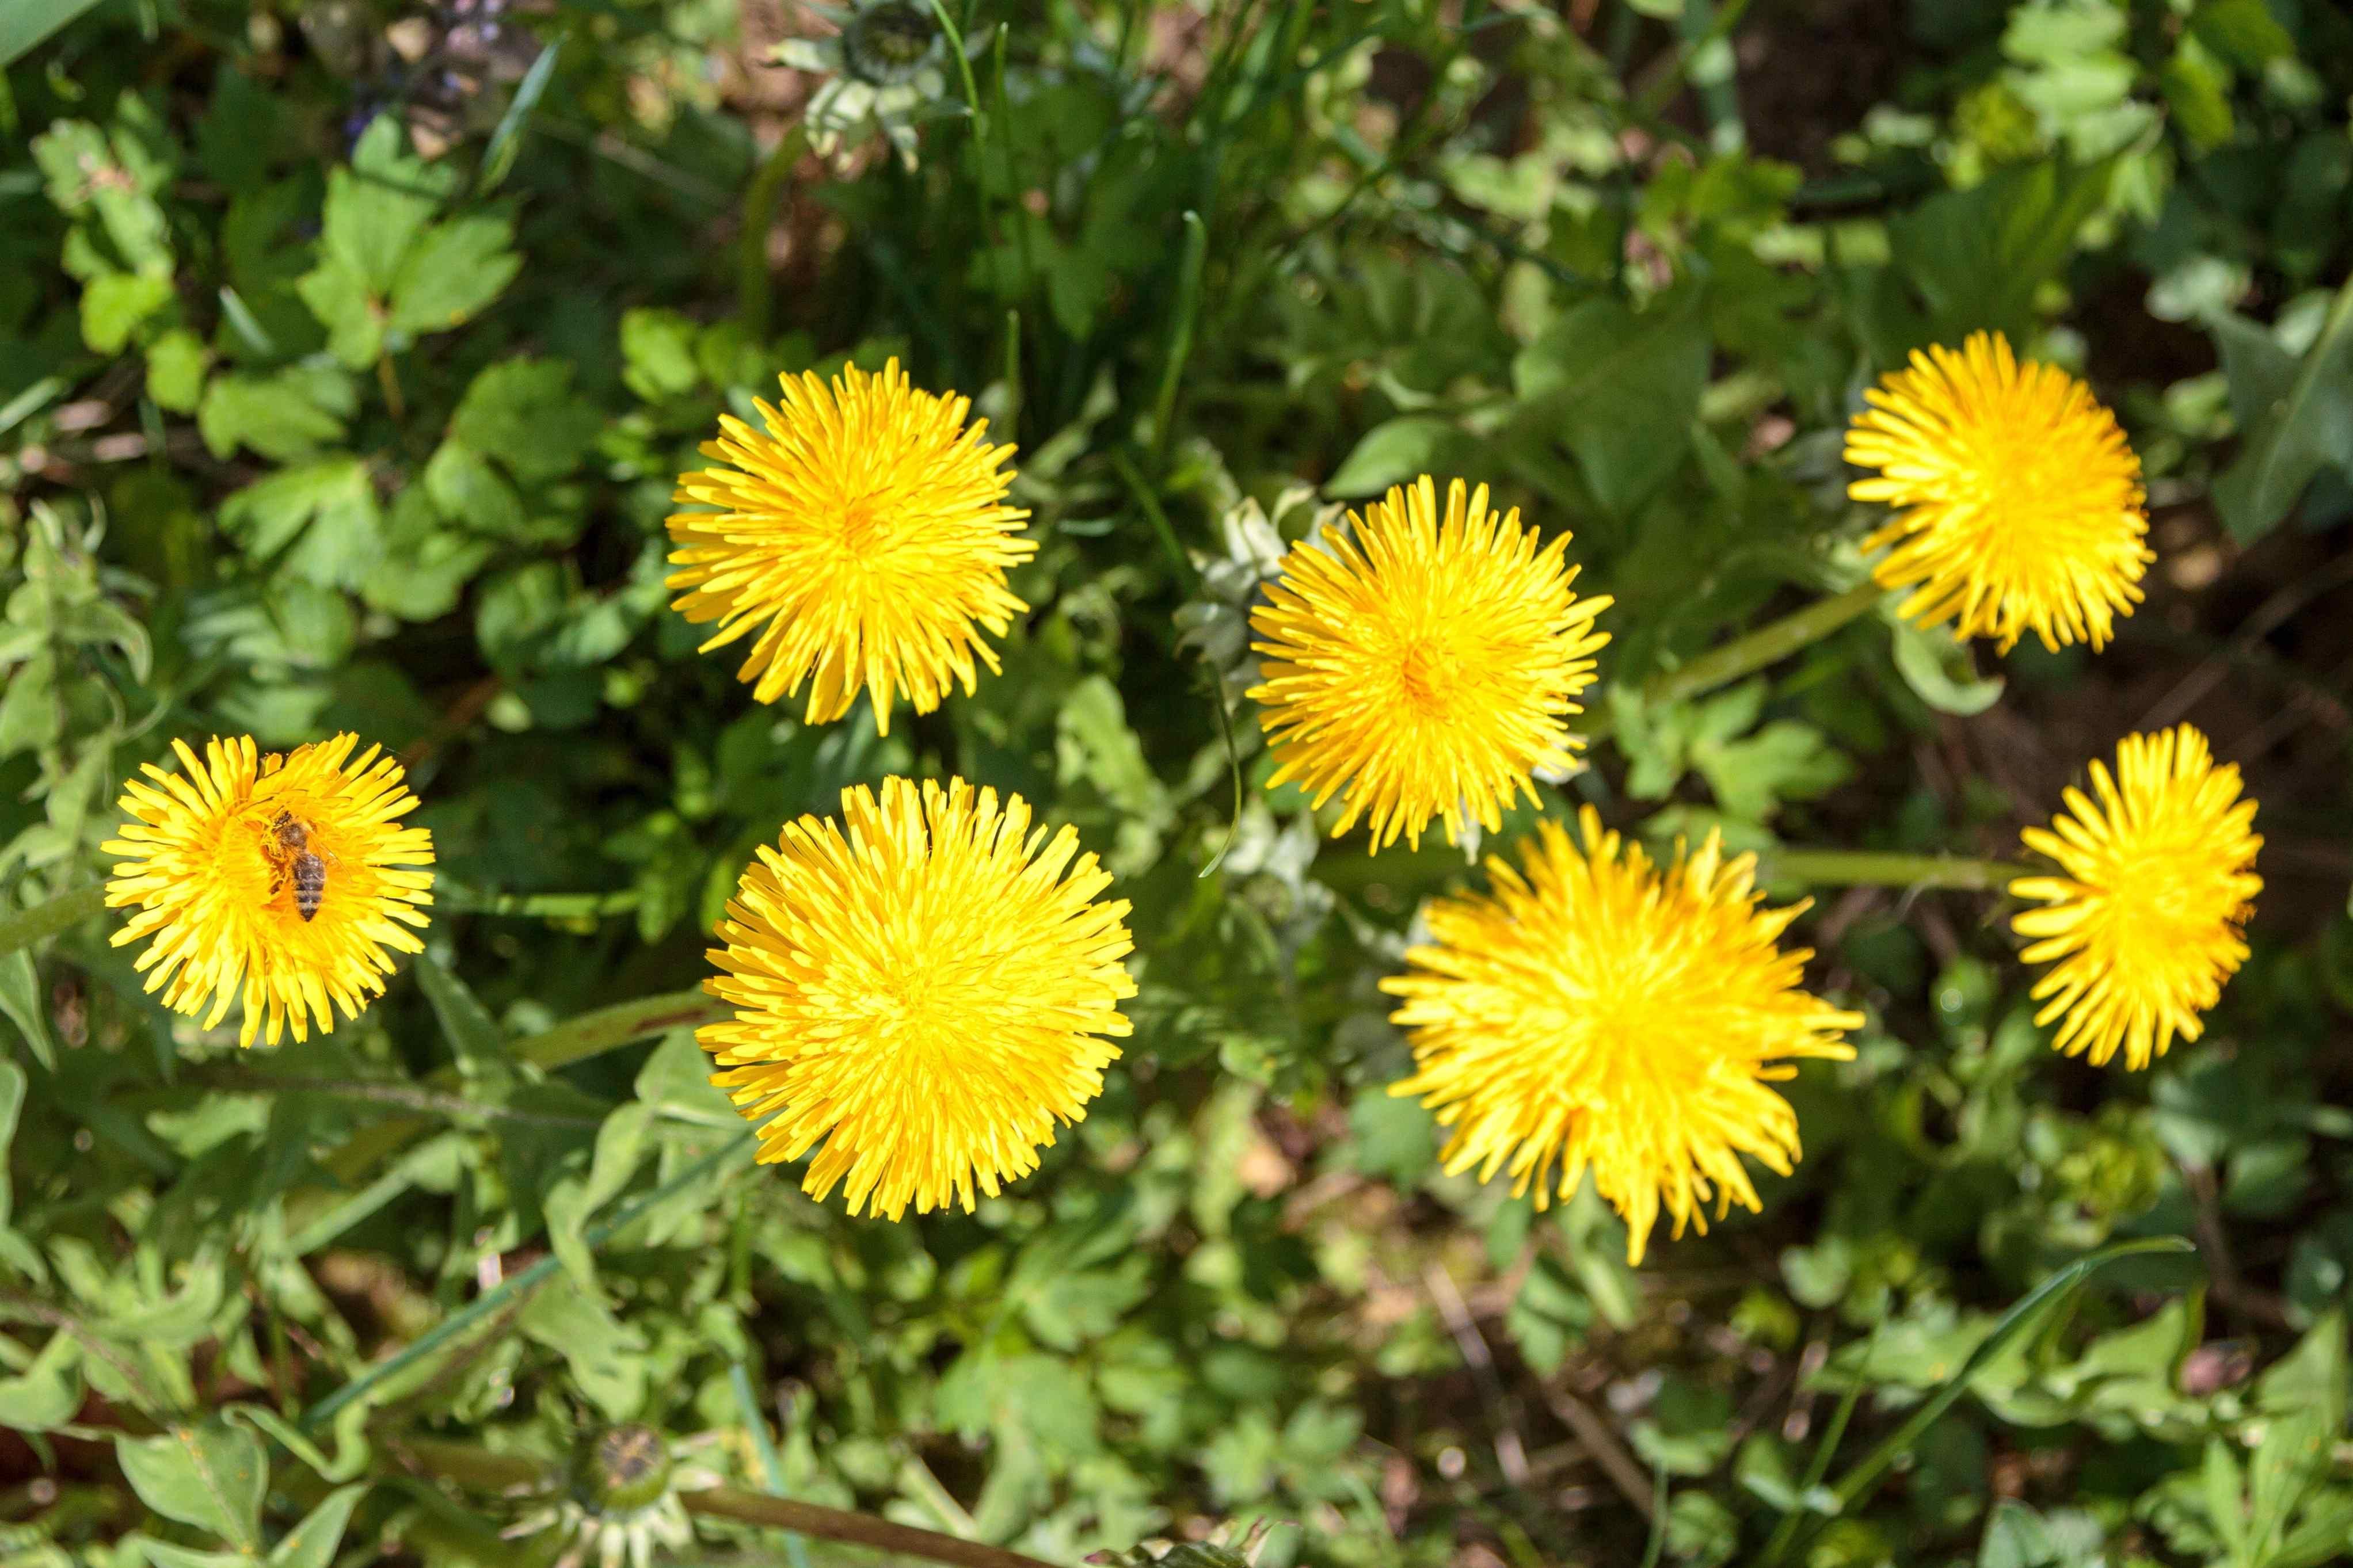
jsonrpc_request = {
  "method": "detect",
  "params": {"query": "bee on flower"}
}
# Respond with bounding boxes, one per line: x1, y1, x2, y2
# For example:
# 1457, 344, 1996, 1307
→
101, 734, 435, 1049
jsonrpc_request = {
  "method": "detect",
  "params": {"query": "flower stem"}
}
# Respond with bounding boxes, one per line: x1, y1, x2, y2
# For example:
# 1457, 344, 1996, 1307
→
0, 884, 108, 957
1758, 849, 2031, 892
394, 1437, 1060, 1568
513, 986, 733, 1072
1644, 581, 1883, 707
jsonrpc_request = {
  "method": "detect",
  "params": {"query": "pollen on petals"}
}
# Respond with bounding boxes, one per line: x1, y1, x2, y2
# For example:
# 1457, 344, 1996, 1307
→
2009, 724, 2261, 1070
101, 733, 435, 1049
1247, 474, 1610, 853
1845, 330, 2152, 653
1383, 807, 1860, 1265
696, 776, 1136, 1220
665, 357, 1034, 735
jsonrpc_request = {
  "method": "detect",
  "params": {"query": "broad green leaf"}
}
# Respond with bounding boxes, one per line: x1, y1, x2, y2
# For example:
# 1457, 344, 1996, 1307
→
268, 1482, 367, 1568
387, 213, 522, 336
518, 1273, 647, 1421
80, 270, 173, 354
145, 327, 211, 412
1511, 293, 1708, 515
449, 359, 601, 484
197, 371, 352, 462
412, 953, 509, 1078
2211, 281, 2353, 543
0, 952, 56, 1072
218, 457, 383, 590
294, 256, 384, 369
620, 307, 704, 402
424, 440, 528, 539
1891, 159, 2114, 344
0, 650, 62, 757
1323, 416, 1472, 499
0, 1329, 82, 1430
0, 0, 108, 67
322, 116, 454, 294
362, 489, 493, 622
2190, 0, 2294, 72
115, 1423, 268, 1552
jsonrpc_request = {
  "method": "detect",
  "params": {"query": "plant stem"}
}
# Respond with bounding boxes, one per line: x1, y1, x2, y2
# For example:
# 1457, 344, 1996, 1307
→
1644, 581, 1882, 708
686, 1486, 1058, 1568
738, 124, 809, 341
513, 986, 732, 1072
0, 883, 107, 956
439, 885, 642, 920
1757, 850, 2032, 893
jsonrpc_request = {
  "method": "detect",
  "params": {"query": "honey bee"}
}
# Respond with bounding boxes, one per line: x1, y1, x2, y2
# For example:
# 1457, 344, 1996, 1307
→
263, 811, 330, 921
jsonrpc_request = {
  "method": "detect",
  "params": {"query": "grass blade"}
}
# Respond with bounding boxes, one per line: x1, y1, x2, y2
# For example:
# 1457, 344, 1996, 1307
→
477, 40, 562, 194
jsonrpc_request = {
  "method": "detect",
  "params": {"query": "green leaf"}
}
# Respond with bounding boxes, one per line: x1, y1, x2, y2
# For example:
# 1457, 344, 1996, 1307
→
2161, 38, 2236, 153
620, 307, 705, 402
146, 327, 211, 413
198, 369, 353, 462
115, 1423, 268, 1552
2212, 280, 2353, 543
518, 1272, 648, 1421
1511, 293, 1709, 515
1323, 416, 1473, 499
322, 116, 455, 294
412, 953, 509, 1079
268, 1482, 367, 1568
218, 456, 383, 590
2190, 0, 2294, 73
124, 1539, 251, 1568
0, 951, 56, 1072
450, 359, 601, 484
0, 1330, 83, 1430
362, 489, 493, 623
0, 650, 62, 756
295, 256, 384, 369
387, 213, 522, 336
81, 270, 174, 354
424, 440, 528, 539
1890, 621, 2006, 715
1891, 159, 2114, 343
546, 1102, 655, 1293
478, 41, 562, 194
0, 0, 108, 68
0, 1057, 25, 1223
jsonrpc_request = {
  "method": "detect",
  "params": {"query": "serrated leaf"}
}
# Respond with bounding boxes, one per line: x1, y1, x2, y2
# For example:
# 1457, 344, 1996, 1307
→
218, 456, 383, 590
546, 1102, 654, 1294
1510, 292, 1708, 515
450, 358, 602, 484
322, 116, 454, 293
198, 371, 352, 462
115, 1423, 267, 1551
518, 1273, 646, 1421
387, 213, 521, 335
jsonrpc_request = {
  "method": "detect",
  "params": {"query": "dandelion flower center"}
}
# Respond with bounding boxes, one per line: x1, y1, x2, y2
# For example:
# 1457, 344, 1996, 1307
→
102, 734, 434, 1049
698, 777, 1136, 1219
1846, 330, 2150, 653
1385, 808, 1859, 1264
2011, 724, 2261, 1070
668, 357, 1033, 735
1248, 475, 1610, 852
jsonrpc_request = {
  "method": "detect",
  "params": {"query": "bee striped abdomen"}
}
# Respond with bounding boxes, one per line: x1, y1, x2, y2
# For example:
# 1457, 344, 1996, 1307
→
292, 852, 328, 921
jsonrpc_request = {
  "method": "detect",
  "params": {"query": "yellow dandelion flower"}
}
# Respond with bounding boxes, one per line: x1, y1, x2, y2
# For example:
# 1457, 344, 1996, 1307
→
1846, 330, 2151, 653
102, 734, 435, 1049
2010, 724, 2261, 1070
667, 357, 1034, 734
1384, 807, 1860, 1264
698, 776, 1136, 1219
1247, 475, 1610, 853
